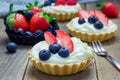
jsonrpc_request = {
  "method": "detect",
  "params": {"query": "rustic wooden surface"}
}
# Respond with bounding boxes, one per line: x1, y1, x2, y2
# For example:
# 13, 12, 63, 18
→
0, 0, 120, 80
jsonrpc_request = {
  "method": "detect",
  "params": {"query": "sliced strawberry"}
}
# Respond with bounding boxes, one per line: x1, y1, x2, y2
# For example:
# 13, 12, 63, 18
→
94, 10, 108, 24
88, 11, 95, 16
56, 30, 74, 53
54, 0, 67, 6
30, 6, 43, 13
78, 10, 91, 18
67, 0, 77, 5
44, 31, 58, 45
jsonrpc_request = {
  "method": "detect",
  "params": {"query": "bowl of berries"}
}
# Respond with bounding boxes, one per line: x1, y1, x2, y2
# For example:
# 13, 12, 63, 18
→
4, 2, 59, 46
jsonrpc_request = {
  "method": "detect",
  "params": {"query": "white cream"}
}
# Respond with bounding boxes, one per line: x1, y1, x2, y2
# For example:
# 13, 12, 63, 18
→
42, 3, 81, 13
68, 17, 117, 33
31, 37, 94, 64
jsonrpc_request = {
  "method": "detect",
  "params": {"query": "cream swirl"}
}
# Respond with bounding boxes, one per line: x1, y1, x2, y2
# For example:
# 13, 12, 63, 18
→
31, 37, 94, 64
42, 3, 81, 13
67, 17, 117, 33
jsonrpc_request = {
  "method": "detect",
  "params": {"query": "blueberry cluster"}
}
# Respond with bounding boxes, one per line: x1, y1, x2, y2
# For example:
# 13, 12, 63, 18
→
39, 43, 70, 61
78, 16, 103, 29
44, 0, 57, 6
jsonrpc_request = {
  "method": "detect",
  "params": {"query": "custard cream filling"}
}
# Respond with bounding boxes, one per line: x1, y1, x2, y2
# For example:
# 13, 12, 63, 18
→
31, 37, 94, 64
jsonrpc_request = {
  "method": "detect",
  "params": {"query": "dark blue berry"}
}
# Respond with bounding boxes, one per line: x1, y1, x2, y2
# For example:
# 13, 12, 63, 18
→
58, 48, 70, 58
17, 10, 24, 15
88, 16, 98, 24
6, 42, 17, 53
94, 21, 103, 29
44, 0, 51, 6
24, 10, 34, 20
25, 31, 33, 37
34, 30, 44, 36
49, 0, 57, 3
39, 49, 51, 61
16, 28, 24, 33
78, 18, 86, 24
49, 43, 61, 54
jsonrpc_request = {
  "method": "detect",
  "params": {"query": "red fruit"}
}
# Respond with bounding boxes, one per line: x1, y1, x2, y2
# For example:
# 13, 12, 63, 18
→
6, 13, 29, 31
44, 31, 58, 45
94, 10, 108, 24
56, 30, 74, 53
30, 12, 49, 32
89, 11, 95, 16
30, 6, 43, 13
54, 0, 67, 6
78, 10, 91, 18
67, 0, 77, 5
101, 2, 119, 18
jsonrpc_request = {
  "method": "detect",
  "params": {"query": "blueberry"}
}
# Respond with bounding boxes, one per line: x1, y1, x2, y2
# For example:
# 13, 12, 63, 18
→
58, 48, 70, 58
16, 28, 24, 33
25, 31, 33, 37
34, 30, 44, 35
24, 10, 34, 20
17, 10, 24, 15
6, 42, 17, 53
39, 49, 51, 61
49, 0, 57, 3
88, 16, 98, 24
78, 18, 86, 24
94, 21, 103, 29
49, 43, 61, 54
44, 0, 51, 6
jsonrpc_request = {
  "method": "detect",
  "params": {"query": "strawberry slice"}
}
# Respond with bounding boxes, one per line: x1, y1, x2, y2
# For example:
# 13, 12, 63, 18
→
54, 0, 67, 6
67, 0, 77, 5
44, 31, 58, 45
94, 10, 108, 25
78, 10, 91, 18
55, 30, 74, 53
88, 11, 95, 16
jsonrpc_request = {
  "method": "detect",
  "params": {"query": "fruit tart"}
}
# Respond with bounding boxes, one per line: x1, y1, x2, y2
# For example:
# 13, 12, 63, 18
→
4, 3, 59, 45
42, 0, 81, 21
66, 10, 118, 42
29, 30, 94, 75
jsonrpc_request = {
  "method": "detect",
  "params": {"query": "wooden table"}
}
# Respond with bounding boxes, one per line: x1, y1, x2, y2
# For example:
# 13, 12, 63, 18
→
0, 0, 120, 80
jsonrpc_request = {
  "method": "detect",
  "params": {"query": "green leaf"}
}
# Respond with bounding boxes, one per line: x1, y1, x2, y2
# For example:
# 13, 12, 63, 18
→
34, 0, 38, 6
9, 3, 13, 15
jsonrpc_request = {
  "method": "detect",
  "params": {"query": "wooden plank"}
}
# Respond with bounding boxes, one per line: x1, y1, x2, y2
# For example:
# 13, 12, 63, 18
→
0, 19, 31, 80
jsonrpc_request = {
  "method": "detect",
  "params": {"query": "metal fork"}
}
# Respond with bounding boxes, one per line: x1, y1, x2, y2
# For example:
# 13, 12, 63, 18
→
92, 41, 120, 71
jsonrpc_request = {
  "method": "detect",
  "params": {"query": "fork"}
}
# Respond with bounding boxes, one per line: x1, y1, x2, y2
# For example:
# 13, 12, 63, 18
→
92, 41, 120, 71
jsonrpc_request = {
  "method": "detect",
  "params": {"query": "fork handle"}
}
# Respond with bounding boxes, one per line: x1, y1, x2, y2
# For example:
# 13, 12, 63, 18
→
106, 55, 120, 71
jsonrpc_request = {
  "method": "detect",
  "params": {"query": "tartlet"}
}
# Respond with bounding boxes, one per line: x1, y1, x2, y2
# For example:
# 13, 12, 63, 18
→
66, 10, 118, 42
29, 30, 94, 75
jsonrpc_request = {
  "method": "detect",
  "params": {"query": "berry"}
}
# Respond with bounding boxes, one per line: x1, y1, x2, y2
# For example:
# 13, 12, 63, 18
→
6, 42, 17, 53
39, 49, 51, 61
94, 21, 103, 29
25, 31, 33, 37
30, 12, 50, 32
34, 30, 44, 35
6, 13, 29, 31
67, 0, 77, 5
58, 48, 70, 58
54, 0, 67, 6
88, 16, 98, 24
44, 31, 58, 45
49, 0, 57, 3
16, 28, 24, 33
78, 10, 91, 18
44, 0, 51, 6
49, 43, 61, 54
17, 10, 24, 15
55, 30, 74, 53
78, 18, 86, 24
24, 10, 34, 20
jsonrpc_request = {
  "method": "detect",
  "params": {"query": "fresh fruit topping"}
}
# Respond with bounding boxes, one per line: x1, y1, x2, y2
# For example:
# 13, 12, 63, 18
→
88, 11, 95, 16
16, 28, 24, 33
34, 30, 44, 35
55, 30, 74, 53
54, 0, 67, 6
24, 10, 34, 20
30, 12, 50, 32
44, 0, 52, 6
6, 42, 17, 53
67, 0, 77, 5
50, 0, 57, 3
78, 18, 86, 24
88, 16, 98, 24
49, 43, 61, 54
94, 21, 103, 29
39, 49, 51, 61
58, 48, 70, 58
25, 31, 33, 37
78, 10, 90, 18
44, 31, 58, 44
97, 1, 119, 18
26, 1, 43, 13
6, 13, 29, 31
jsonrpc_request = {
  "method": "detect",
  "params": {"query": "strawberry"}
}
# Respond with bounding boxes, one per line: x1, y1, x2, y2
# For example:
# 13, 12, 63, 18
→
78, 10, 91, 18
26, 1, 43, 13
54, 0, 67, 6
44, 31, 58, 45
88, 11, 95, 16
97, 1, 119, 18
67, 0, 77, 5
6, 4, 29, 31
55, 30, 74, 53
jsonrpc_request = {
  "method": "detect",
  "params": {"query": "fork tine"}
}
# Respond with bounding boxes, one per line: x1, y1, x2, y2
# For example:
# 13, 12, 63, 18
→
92, 41, 98, 53
97, 40, 106, 52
